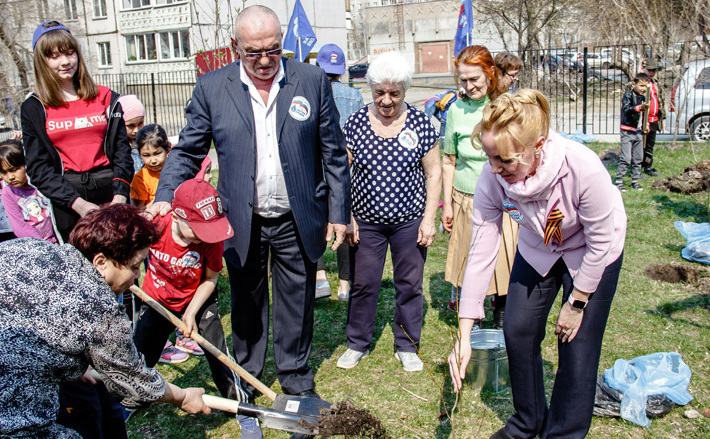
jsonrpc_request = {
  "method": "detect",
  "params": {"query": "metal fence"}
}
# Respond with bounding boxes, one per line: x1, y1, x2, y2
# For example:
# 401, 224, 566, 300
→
94, 70, 197, 136
3, 41, 707, 142
511, 42, 710, 139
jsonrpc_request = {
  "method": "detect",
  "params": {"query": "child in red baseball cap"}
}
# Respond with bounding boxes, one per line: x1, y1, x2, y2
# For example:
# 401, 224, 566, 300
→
133, 179, 248, 403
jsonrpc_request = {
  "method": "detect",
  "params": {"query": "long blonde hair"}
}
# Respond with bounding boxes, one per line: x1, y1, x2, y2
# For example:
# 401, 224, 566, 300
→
472, 89, 550, 163
33, 23, 98, 107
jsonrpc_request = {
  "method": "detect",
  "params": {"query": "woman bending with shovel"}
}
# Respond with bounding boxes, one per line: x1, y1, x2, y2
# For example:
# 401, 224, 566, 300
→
0, 204, 209, 438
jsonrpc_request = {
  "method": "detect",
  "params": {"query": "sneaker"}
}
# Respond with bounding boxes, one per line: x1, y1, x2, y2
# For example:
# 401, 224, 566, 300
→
616, 184, 627, 193
643, 167, 660, 176
631, 182, 644, 191
159, 341, 189, 364
447, 300, 458, 311
175, 335, 204, 356
336, 348, 369, 369
237, 415, 263, 439
315, 279, 332, 299
337, 284, 350, 302
395, 351, 423, 372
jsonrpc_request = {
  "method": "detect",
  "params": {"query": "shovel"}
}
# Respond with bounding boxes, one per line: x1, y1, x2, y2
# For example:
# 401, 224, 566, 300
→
129, 286, 331, 434
203, 394, 322, 435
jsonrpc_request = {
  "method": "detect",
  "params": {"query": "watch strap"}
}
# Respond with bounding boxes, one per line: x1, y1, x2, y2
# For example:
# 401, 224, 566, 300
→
567, 295, 588, 309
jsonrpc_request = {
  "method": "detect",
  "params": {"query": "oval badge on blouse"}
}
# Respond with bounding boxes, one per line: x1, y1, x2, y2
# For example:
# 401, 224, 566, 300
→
398, 128, 419, 150
503, 198, 525, 223
288, 96, 311, 121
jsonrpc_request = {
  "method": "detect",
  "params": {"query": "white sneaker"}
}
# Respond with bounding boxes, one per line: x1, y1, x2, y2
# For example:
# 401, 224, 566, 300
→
395, 351, 423, 372
336, 348, 369, 369
315, 279, 332, 299
337, 284, 350, 302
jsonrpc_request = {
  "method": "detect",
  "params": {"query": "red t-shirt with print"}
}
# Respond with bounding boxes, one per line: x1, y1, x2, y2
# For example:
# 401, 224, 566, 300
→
143, 215, 224, 312
45, 85, 112, 172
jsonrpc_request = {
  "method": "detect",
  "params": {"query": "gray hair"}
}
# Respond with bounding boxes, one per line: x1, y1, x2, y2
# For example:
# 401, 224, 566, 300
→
366, 51, 413, 91
234, 5, 280, 42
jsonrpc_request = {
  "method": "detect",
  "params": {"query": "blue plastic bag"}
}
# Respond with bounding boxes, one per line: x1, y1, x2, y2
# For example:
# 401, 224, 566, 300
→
604, 352, 692, 427
558, 130, 596, 143
674, 221, 710, 265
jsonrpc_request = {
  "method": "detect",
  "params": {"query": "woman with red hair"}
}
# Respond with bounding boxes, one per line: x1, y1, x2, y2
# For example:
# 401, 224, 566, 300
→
442, 46, 518, 329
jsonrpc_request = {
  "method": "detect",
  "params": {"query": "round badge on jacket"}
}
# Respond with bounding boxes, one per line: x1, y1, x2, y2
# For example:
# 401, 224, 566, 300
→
289, 96, 311, 121
398, 128, 419, 150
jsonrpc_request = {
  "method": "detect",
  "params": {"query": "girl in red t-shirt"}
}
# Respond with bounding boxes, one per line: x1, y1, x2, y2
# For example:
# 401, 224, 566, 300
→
21, 21, 133, 242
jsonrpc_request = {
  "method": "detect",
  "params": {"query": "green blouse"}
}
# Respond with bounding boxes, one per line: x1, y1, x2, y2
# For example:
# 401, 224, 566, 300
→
443, 95, 490, 194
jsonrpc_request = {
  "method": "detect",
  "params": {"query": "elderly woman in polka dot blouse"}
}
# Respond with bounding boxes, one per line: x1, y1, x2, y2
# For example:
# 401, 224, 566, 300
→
337, 51, 442, 373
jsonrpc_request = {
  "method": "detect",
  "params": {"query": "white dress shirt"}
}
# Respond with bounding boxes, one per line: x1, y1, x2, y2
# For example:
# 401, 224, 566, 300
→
240, 60, 290, 217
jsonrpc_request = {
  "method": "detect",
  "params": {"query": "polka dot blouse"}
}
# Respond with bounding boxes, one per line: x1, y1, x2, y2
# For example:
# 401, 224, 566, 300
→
344, 104, 437, 225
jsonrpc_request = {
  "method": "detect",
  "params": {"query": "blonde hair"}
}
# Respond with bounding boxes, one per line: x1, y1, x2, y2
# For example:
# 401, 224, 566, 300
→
472, 89, 550, 163
33, 23, 97, 107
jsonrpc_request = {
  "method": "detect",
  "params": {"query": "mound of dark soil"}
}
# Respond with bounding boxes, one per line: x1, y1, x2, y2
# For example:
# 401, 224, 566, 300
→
651, 160, 710, 194
646, 263, 699, 283
299, 400, 389, 438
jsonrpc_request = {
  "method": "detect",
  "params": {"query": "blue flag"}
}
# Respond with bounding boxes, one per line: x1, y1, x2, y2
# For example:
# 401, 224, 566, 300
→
283, 0, 317, 62
454, 0, 473, 56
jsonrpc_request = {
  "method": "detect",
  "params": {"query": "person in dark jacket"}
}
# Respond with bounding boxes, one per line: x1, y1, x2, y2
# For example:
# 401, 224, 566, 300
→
616, 72, 651, 192
21, 21, 133, 242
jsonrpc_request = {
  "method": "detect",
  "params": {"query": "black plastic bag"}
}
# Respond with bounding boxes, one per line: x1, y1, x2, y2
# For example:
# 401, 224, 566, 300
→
593, 374, 676, 419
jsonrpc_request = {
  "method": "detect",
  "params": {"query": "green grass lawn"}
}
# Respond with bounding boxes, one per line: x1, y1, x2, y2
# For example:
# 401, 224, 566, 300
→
127, 141, 710, 438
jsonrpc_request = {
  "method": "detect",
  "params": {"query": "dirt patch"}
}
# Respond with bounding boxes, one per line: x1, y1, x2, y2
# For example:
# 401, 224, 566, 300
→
646, 263, 699, 283
651, 160, 710, 194
299, 400, 389, 438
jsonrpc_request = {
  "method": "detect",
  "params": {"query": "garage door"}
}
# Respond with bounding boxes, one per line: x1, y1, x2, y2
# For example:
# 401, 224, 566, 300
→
421, 44, 449, 74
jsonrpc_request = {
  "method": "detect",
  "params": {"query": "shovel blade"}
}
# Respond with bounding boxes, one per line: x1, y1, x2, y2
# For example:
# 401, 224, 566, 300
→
273, 393, 332, 419
238, 402, 318, 435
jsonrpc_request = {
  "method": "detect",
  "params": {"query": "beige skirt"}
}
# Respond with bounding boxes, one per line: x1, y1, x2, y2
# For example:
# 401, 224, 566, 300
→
444, 189, 519, 296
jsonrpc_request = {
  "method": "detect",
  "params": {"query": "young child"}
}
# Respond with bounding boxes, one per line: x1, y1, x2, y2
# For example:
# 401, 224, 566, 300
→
0, 139, 60, 243
616, 72, 651, 192
132, 179, 247, 402
117, 94, 146, 174
130, 124, 170, 208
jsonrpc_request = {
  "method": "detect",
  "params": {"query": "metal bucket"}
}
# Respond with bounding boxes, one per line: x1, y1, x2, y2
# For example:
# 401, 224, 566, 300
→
466, 329, 509, 393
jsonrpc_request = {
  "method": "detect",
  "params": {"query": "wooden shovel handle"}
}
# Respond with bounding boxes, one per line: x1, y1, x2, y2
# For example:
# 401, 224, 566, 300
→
203, 394, 242, 413
129, 285, 278, 401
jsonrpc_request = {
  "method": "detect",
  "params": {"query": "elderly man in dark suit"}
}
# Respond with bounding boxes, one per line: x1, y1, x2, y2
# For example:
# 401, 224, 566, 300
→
146, 5, 350, 436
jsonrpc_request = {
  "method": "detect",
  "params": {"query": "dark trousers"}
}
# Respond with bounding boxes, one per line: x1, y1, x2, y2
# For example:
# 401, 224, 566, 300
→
227, 213, 317, 395
346, 217, 426, 353
316, 242, 350, 281
132, 294, 244, 401
54, 167, 114, 241
643, 120, 659, 169
57, 381, 127, 439
503, 252, 623, 439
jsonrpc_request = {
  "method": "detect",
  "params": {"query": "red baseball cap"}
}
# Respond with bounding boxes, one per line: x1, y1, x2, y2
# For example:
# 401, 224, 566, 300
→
171, 179, 233, 243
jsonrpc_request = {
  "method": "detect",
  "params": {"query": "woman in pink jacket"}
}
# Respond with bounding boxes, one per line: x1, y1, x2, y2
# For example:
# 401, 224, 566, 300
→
448, 89, 626, 439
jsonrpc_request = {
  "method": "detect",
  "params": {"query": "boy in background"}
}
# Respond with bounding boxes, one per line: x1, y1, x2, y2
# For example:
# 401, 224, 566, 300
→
616, 73, 651, 192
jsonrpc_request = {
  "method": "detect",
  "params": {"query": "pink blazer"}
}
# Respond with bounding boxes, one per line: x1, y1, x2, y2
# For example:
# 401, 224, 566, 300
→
459, 132, 627, 319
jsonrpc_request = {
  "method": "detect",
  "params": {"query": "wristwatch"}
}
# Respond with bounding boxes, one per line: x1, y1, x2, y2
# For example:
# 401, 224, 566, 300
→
567, 295, 588, 309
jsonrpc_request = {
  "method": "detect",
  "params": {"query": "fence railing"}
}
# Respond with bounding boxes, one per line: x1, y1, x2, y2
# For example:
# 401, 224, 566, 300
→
4, 41, 707, 142
94, 70, 197, 136
511, 42, 710, 139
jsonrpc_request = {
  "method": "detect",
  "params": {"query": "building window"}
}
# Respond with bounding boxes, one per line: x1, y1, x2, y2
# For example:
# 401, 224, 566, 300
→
122, 0, 150, 10
125, 34, 157, 62
158, 30, 190, 60
94, 0, 107, 18
64, 0, 78, 20
155, 0, 184, 4
98, 42, 111, 67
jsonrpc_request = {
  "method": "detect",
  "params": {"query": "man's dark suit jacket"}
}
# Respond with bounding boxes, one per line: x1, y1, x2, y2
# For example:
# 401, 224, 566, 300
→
154, 58, 351, 266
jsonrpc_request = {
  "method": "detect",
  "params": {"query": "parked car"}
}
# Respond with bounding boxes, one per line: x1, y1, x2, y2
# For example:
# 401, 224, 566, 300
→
600, 48, 639, 70
585, 52, 605, 68
348, 63, 369, 79
668, 59, 710, 141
